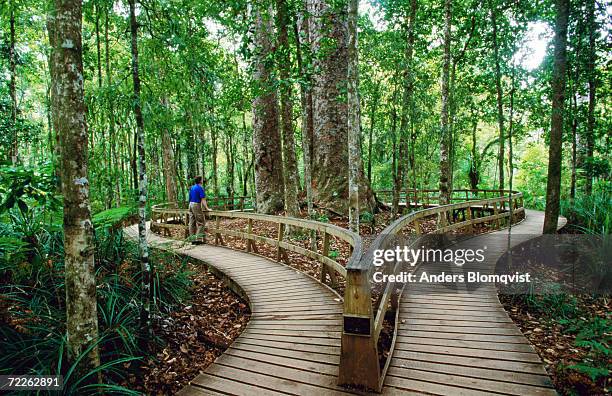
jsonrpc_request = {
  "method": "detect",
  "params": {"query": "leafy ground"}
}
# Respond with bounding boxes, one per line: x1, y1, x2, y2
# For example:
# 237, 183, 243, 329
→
134, 261, 250, 395
500, 293, 611, 395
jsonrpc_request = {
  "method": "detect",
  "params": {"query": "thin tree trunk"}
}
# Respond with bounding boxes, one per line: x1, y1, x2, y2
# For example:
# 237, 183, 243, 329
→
491, 3, 505, 191
570, 91, 578, 202
367, 83, 379, 183
543, 0, 569, 234
129, 0, 152, 345
347, 0, 360, 232
49, 0, 100, 375
585, 0, 596, 194
161, 98, 178, 205
439, 0, 452, 205
105, 6, 120, 206
9, 2, 18, 164
252, 5, 285, 214
393, 0, 417, 215
277, 0, 300, 219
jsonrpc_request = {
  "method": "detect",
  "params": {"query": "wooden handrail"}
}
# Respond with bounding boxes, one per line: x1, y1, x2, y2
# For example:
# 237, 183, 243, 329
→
339, 189, 524, 391
150, 188, 525, 393
149, 203, 361, 291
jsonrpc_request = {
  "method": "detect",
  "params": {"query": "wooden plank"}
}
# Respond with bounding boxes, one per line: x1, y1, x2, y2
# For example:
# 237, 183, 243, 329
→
388, 359, 553, 388
395, 338, 535, 353
240, 333, 341, 347
393, 330, 531, 344
212, 354, 347, 393
205, 363, 346, 396
397, 324, 523, 336
189, 372, 284, 396
390, 350, 549, 374
386, 367, 556, 396
394, 342, 542, 363
233, 337, 340, 355
224, 348, 339, 375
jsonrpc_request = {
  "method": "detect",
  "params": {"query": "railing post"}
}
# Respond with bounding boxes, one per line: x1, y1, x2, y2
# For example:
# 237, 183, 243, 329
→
339, 268, 380, 391
215, 215, 220, 245
246, 218, 253, 252
493, 202, 500, 229
276, 223, 284, 262
320, 232, 329, 283
466, 204, 474, 234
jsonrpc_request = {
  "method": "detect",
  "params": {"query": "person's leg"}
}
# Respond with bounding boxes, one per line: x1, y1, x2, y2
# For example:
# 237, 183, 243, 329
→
194, 203, 206, 242
189, 203, 197, 237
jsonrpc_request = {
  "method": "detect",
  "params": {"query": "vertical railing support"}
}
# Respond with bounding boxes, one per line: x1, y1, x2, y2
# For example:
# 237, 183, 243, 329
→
276, 223, 284, 262
339, 268, 380, 391
320, 232, 330, 283
246, 218, 253, 252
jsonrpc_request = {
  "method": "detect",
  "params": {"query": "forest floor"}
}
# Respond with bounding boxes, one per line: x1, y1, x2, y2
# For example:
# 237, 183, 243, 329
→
498, 237, 611, 395
132, 261, 250, 395
500, 293, 610, 395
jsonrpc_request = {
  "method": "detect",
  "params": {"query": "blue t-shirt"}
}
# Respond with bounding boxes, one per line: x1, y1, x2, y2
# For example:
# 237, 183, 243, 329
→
189, 184, 206, 203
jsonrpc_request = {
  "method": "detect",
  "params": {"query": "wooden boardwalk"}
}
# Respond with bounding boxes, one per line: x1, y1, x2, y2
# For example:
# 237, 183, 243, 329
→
128, 210, 563, 395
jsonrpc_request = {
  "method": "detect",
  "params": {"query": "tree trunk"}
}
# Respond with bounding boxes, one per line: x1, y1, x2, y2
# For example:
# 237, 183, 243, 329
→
276, 0, 300, 219
9, 2, 18, 164
585, 0, 596, 194
309, 0, 374, 215
129, 0, 152, 345
491, 4, 505, 191
347, 0, 360, 232
393, 0, 417, 215
252, 5, 285, 214
543, 0, 569, 234
439, 0, 452, 205
49, 0, 100, 375
161, 99, 178, 205
105, 6, 120, 206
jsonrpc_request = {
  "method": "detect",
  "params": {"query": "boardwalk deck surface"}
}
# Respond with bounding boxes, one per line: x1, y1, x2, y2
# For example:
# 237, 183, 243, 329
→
128, 210, 564, 395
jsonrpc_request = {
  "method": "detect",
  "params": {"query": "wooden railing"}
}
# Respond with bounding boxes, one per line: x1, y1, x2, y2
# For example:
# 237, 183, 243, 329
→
149, 203, 360, 291
338, 189, 525, 391
375, 188, 519, 208
150, 188, 524, 392
207, 196, 254, 211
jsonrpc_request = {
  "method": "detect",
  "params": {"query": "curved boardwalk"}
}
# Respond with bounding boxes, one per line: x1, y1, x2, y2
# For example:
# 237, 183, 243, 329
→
129, 210, 563, 395
126, 225, 350, 396
384, 210, 564, 395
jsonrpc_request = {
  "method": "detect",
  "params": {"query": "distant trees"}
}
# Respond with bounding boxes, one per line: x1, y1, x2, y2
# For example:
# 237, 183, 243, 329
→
49, 0, 100, 374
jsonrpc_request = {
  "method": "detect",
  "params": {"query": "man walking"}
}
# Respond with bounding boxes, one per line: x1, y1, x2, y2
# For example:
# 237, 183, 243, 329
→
189, 176, 211, 244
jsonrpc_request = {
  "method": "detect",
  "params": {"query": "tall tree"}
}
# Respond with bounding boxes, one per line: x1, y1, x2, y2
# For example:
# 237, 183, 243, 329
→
252, 5, 285, 214
347, 0, 360, 232
161, 99, 178, 205
585, 0, 596, 194
309, 0, 375, 215
276, 0, 300, 219
439, 0, 452, 204
128, 0, 152, 345
392, 0, 418, 216
50, 0, 100, 374
9, 1, 18, 164
543, 0, 569, 234
490, 2, 505, 190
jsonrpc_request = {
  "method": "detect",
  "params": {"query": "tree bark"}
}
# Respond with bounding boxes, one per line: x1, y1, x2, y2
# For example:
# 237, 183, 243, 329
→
161, 99, 178, 205
276, 0, 300, 219
392, 0, 417, 215
347, 0, 360, 232
308, 0, 374, 215
252, 5, 285, 214
585, 0, 596, 194
128, 0, 152, 345
543, 0, 569, 234
439, 0, 452, 205
490, 3, 505, 191
50, 0, 100, 375
9, 2, 18, 164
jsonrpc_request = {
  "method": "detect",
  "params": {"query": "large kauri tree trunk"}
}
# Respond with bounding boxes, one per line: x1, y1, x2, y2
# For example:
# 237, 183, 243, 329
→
308, 0, 374, 215
543, 0, 569, 234
347, 0, 360, 232
50, 0, 100, 375
252, 5, 285, 214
